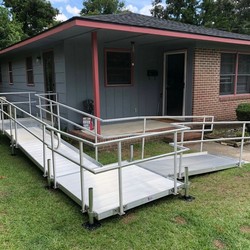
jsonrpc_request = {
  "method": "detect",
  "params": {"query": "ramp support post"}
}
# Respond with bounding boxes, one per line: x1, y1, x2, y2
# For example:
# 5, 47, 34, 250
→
181, 167, 195, 202
130, 144, 134, 162
239, 123, 245, 167
118, 141, 125, 215
88, 187, 94, 225
178, 131, 184, 179
10, 134, 15, 156
47, 159, 52, 188
84, 187, 100, 230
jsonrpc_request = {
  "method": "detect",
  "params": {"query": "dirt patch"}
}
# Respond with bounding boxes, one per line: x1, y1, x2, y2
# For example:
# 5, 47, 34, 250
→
240, 226, 250, 233
121, 213, 137, 224
173, 216, 187, 225
0, 176, 7, 179
213, 239, 226, 249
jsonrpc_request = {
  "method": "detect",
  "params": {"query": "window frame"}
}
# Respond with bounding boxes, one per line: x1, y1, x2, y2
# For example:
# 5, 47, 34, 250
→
0, 63, 2, 85
104, 48, 134, 87
8, 61, 13, 85
26, 56, 34, 86
220, 52, 250, 96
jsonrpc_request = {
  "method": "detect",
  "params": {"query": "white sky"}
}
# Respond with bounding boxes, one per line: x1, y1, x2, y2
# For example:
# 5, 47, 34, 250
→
49, 0, 155, 21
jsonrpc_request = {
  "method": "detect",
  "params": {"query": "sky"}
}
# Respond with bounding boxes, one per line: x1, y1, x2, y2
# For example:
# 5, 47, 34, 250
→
50, 0, 155, 21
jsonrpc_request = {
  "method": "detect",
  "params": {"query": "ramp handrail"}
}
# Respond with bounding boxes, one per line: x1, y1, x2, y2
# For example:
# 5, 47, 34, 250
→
0, 94, 192, 214
2, 92, 250, 217
0, 91, 36, 114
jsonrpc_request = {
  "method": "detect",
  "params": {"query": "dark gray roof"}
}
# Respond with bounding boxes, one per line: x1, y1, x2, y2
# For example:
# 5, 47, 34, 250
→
78, 12, 250, 41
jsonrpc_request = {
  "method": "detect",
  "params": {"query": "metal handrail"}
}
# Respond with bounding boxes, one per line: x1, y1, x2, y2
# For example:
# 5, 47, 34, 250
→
2, 92, 250, 216
0, 91, 36, 114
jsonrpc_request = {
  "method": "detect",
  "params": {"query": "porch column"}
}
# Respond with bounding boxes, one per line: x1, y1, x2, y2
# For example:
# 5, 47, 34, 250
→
91, 31, 101, 134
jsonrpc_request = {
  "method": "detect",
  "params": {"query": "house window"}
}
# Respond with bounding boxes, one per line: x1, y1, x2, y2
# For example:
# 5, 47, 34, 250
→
220, 53, 250, 95
105, 49, 133, 86
26, 56, 34, 85
0, 64, 2, 84
8, 62, 13, 84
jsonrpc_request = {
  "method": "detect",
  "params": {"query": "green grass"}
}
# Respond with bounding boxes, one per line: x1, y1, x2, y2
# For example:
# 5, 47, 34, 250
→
83, 140, 175, 165
0, 134, 250, 249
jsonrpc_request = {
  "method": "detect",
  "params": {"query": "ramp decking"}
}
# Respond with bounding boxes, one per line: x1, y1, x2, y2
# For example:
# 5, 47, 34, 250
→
1, 118, 183, 220
0, 117, 241, 221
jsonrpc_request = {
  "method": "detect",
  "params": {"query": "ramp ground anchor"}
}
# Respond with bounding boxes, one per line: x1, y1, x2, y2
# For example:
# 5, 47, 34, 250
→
180, 166, 195, 202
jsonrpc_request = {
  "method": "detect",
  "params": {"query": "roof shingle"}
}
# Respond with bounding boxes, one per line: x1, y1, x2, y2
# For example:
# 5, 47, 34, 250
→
79, 12, 250, 41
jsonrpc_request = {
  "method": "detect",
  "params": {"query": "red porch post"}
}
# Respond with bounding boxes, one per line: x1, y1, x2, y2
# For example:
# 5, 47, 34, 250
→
91, 31, 101, 134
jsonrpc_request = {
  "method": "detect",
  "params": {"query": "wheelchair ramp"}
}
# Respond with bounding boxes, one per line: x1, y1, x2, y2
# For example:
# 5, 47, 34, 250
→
1, 118, 183, 221
138, 152, 241, 178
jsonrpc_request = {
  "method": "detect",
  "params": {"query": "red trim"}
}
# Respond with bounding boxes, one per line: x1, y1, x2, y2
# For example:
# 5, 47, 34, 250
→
234, 53, 239, 94
0, 20, 77, 55
104, 48, 133, 87
91, 32, 101, 134
75, 19, 250, 46
1, 18, 250, 56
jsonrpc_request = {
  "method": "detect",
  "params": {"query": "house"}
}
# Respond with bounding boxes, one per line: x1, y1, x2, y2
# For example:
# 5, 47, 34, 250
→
0, 12, 250, 125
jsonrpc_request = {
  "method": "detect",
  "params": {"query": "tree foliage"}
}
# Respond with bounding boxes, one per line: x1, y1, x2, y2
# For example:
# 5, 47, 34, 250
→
80, 0, 125, 15
151, 0, 250, 34
0, 6, 24, 50
4, 0, 59, 37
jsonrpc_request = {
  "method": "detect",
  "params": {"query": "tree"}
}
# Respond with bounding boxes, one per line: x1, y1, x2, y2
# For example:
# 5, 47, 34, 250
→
151, 0, 250, 35
199, 0, 237, 32
80, 0, 125, 15
235, 0, 250, 34
151, 0, 165, 18
3, 0, 59, 37
0, 6, 24, 50
151, 0, 199, 25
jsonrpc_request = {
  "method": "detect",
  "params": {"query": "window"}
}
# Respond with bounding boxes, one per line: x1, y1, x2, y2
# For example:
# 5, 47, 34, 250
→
8, 62, 13, 84
220, 53, 250, 95
105, 49, 133, 86
26, 56, 34, 85
0, 64, 2, 84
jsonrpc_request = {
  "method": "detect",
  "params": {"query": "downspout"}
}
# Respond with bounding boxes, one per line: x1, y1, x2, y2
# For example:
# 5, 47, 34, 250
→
91, 31, 101, 134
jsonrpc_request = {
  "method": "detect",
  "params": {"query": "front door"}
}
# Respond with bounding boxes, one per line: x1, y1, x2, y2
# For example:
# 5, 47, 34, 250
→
163, 51, 186, 116
43, 51, 56, 119
43, 51, 56, 94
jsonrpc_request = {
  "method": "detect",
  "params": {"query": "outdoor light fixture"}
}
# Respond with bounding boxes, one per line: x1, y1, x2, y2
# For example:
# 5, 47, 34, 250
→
36, 56, 41, 64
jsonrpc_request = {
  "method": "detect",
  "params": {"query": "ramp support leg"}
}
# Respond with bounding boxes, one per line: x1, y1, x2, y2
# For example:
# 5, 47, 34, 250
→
130, 144, 134, 162
84, 187, 100, 230
47, 159, 52, 188
181, 167, 195, 202
10, 135, 15, 155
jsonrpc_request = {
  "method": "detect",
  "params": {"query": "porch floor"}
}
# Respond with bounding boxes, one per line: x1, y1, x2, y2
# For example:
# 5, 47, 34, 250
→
83, 119, 173, 137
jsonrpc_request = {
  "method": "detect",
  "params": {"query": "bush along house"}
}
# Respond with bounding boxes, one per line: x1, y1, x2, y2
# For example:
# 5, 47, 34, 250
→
0, 12, 250, 125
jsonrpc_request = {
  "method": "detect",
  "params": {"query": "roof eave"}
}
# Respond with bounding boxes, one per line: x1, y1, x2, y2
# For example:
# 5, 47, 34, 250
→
1, 17, 250, 55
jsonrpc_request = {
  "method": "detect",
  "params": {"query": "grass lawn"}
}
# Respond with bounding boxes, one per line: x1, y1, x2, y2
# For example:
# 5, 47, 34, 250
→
0, 134, 250, 250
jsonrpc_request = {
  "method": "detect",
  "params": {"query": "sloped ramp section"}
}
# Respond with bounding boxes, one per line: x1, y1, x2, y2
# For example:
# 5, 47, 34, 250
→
2, 118, 183, 221
138, 152, 241, 178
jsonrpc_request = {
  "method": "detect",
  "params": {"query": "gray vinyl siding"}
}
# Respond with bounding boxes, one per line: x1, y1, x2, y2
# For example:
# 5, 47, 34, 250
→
0, 33, 196, 124
64, 36, 172, 123
0, 43, 66, 116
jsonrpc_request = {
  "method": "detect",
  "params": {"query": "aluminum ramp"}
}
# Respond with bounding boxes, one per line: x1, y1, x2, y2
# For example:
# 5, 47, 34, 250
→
1, 118, 183, 220
138, 152, 241, 178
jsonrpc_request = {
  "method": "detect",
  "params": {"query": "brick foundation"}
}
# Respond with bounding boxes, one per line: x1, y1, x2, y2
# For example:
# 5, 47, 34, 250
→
192, 48, 250, 121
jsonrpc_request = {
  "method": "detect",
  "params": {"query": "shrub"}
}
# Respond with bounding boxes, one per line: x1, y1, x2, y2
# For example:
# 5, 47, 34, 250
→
236, 103, 250, 132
